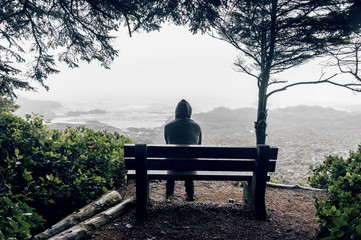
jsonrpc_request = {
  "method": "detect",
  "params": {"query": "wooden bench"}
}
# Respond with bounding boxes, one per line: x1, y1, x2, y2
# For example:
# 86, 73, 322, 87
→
124, 144, 278, 220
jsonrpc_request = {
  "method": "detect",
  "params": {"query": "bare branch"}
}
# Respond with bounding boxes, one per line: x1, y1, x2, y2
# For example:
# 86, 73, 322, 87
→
233, 56, 259, 80
265, 73, 361, 98
328, 42, 361, 83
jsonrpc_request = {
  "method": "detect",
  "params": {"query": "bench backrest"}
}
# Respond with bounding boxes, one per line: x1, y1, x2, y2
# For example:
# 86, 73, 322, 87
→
124, 144, 278, 181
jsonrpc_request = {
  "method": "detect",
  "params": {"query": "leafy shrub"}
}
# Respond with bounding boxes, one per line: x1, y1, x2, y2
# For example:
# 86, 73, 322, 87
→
308, 146, 361, 239
0, 195, 45, 240
0, 113, 132, 238
308, 154, 349, 189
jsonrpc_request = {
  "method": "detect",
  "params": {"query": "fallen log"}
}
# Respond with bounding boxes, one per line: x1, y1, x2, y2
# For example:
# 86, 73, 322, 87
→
33, 190, 122, 240
49, 197, 136, 240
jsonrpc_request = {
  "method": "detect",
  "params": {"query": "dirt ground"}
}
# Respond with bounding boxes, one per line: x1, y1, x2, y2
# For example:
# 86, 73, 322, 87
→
91, 181, 327, 240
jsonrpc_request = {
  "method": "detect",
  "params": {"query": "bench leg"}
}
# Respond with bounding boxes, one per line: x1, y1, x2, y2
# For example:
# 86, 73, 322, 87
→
135, 144, 149, 219
243, 145, 270, 220
243, 179, 267, 220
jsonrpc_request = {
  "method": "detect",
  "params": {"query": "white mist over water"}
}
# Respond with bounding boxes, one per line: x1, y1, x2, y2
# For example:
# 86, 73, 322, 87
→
36, 99, 176, 129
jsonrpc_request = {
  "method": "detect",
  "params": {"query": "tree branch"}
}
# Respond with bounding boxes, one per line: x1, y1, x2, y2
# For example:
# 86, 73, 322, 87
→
233, 60, 259, 80
333, 46, 361, 82
124, 14, 132, 37
266, 73, 348, 97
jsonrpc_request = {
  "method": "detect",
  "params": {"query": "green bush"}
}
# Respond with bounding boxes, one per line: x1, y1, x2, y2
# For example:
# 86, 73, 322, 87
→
0, 195, 45, 240
308, 146, 361, 239
308, 154, 349, 189
0, 113, 132, 238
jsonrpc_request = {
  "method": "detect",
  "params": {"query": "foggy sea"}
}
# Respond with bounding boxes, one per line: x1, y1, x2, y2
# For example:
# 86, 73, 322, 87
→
16, 97, 247, 130
46, 103, 176, 129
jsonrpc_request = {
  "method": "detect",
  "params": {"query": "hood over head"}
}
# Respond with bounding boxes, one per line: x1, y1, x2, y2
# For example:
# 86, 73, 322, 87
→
175, 99, 192, 119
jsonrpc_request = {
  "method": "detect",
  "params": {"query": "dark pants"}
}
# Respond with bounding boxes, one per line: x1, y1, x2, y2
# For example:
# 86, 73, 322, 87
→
166, 180, 194, 198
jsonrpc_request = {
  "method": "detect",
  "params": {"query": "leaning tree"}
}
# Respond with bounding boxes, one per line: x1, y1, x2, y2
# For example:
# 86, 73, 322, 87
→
209, 0, 361, 144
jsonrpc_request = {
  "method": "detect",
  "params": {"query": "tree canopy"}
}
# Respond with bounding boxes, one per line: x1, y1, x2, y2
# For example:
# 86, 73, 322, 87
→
0, 0, 222, 98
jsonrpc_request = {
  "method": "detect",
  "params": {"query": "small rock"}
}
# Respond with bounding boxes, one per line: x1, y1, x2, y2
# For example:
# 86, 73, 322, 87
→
228, 198, 234, 203
126, 223, 132, 229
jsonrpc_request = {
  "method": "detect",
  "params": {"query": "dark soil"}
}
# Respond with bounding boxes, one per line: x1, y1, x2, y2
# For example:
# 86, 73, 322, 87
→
91, 181, 327, 240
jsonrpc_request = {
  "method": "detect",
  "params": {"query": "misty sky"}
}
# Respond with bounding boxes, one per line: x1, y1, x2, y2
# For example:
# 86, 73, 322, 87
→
17, 25, 361, 112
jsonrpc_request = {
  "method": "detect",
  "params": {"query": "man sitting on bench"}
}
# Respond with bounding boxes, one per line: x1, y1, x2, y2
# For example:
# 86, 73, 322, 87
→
164, 99, 202, 201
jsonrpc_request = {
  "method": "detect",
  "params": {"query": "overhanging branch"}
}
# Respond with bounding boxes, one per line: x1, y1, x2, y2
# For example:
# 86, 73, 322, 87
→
331, 48, 361, 82
265, 73, 361, 97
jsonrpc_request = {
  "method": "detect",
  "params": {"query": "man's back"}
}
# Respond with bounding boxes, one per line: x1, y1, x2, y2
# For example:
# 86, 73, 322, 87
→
164, 99, 202, 145
164, 118, 201, 144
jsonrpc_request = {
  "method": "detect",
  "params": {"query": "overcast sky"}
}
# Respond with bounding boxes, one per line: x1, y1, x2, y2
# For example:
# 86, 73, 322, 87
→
17, 25, 361, 112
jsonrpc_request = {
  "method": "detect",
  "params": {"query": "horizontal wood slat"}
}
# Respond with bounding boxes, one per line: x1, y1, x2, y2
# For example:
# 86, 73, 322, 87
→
126, 170, 270, 181
124, 144, 278, 160
125, 158, 277, 172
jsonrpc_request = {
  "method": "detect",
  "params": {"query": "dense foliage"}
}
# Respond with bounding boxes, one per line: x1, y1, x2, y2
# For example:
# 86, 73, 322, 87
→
308, 146, 361, 239
0, 113, 132, 239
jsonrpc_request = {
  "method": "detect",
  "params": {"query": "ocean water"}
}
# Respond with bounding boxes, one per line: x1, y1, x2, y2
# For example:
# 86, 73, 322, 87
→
16, 97, 225, 129
49, 103, 175, 129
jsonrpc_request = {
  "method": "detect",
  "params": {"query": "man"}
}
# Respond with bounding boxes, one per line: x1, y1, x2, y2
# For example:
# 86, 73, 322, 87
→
164, 99, 202, 201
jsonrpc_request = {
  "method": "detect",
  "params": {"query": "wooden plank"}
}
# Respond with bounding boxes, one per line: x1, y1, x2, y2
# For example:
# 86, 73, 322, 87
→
269, 161, 276, 172
270, 147, 278, 160
147, 145, 257, 159
124, 144, 278, 160
124, 157, 134, 170
125, 158, 277, 172
127, 170, 270, 181
124, 144, 135, 157
148, 158, 256, 171
127, 158, 255, 171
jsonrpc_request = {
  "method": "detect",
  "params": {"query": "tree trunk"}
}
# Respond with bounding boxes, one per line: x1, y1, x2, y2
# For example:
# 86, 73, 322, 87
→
255, 100, 267, 145
255, 75, 269, 145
